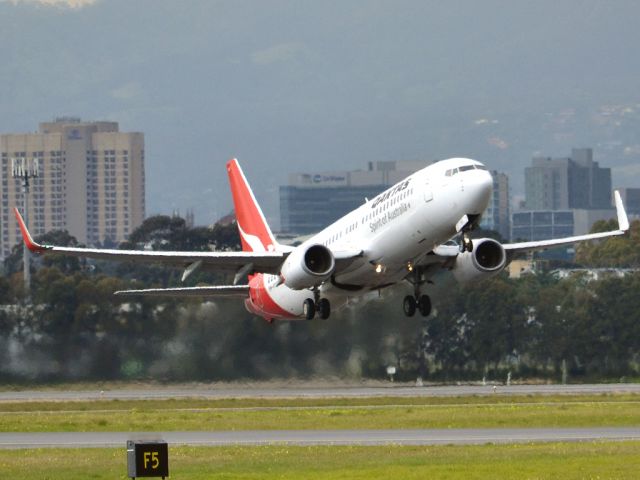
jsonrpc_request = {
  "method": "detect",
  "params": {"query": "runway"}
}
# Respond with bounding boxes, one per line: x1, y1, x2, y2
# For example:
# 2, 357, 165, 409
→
1, 428, 639, 449
1, 383, 639, 402
2, 384, 638, 449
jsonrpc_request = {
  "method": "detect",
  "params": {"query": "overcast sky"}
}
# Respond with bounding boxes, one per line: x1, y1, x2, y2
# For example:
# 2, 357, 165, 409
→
2, 0, 640, 226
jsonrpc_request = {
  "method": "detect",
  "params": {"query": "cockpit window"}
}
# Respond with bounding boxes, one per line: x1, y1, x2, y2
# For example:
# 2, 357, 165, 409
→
447, 164, 488, 176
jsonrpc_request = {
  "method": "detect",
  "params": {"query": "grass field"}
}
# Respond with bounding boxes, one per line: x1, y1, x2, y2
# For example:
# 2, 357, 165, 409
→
1, 442, 639, 479
1, 394, 639, 432
2, 393, 639, 478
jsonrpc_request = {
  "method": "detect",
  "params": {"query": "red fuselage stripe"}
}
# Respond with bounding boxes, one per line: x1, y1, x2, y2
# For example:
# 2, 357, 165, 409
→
248, 274, 296, 320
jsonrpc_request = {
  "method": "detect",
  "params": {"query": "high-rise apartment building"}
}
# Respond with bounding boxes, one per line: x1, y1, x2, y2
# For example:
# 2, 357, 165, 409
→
524, 148, 612, 211
1, 118, 145, 258
479, 170, 510, 239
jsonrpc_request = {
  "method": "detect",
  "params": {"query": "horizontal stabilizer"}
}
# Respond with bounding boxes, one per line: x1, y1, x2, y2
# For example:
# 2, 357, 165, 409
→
114, 285, 250, 297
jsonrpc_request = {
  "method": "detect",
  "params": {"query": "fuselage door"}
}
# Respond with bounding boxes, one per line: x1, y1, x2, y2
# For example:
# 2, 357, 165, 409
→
423, 182, 433, 202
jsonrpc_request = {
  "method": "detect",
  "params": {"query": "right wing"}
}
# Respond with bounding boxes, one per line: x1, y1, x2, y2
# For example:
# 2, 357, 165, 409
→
14, 208, 287, 276
411, 191, 630, 280
503, 190, 630, 254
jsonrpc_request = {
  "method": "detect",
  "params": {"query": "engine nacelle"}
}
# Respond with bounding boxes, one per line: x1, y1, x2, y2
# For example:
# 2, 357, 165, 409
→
452, 238, 507, 283
280, 244, 335, 290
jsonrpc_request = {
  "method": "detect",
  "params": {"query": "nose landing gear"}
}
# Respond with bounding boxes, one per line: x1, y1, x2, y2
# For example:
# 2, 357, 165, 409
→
460, 233, 474, 253
456, 213, 480, 253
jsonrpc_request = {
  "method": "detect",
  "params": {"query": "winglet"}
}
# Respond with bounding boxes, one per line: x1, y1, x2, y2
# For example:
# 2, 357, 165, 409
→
614, 190, 630, 232
13, 208, 49, 253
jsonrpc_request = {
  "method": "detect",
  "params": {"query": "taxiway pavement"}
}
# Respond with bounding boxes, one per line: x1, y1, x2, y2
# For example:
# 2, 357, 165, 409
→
1, 427, 639, 449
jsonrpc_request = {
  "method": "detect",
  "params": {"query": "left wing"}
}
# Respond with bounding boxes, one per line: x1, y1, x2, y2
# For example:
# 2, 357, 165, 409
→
503, 190, 630, 254
114, 285, 250, 297
14, 208, 287, 276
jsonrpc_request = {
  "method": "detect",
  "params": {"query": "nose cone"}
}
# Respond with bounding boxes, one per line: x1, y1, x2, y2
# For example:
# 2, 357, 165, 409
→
465, 168, 493, 214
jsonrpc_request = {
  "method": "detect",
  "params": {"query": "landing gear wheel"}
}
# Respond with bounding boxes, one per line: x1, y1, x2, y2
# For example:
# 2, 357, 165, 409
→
303, 298, 316, 320
317, 298, 331, 320
418, 295, 431, 317
403, 295, 417, 317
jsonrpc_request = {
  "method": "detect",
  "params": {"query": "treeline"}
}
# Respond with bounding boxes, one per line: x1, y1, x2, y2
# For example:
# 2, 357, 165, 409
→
0, 217, 639, 383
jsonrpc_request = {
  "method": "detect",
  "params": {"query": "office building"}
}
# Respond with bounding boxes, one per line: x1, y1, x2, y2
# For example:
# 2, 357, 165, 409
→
511, 208, 615, 242
524, 148, 612, 211
1, 118, 145, 258
280, 160, 427, 234
479, 170, 510, 239
618, 188, 640, 216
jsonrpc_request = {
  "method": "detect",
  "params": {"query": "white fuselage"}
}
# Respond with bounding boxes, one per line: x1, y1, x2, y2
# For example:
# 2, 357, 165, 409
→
252, 158, 493, 319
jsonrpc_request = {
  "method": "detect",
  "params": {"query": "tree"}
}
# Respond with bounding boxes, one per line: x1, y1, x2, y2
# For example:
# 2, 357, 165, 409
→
587, 274, 640, 374
462, 275, 527, 374
114, 216, 241, 287
575, 219, 640, 267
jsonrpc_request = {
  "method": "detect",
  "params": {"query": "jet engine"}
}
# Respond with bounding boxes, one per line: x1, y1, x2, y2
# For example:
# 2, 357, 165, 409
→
451, 238, 507, 283
280, 244, 335, 290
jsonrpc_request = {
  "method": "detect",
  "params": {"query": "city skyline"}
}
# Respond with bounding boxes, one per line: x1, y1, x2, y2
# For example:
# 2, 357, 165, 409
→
0, 114, 629, 248
2, 1, 640, 227
0, 129, 629, 249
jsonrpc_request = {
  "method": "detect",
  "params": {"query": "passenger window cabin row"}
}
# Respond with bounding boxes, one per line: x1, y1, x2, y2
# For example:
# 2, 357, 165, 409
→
321, 188, 415, 246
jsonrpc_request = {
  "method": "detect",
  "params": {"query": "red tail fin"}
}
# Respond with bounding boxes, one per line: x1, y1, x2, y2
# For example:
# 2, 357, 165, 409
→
226, 159, 277, 252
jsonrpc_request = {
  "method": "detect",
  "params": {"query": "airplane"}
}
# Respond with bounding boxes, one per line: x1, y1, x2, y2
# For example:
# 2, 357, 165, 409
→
15, 157, 630, 322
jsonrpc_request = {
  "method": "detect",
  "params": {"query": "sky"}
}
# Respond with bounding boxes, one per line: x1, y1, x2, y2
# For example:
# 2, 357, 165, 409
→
1, 0, 640, 226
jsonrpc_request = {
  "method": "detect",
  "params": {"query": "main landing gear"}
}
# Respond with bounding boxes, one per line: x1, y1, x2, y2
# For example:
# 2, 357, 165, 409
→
303, 295, 331, 320
403, 294, 431, 317
403, 267, 432, 317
